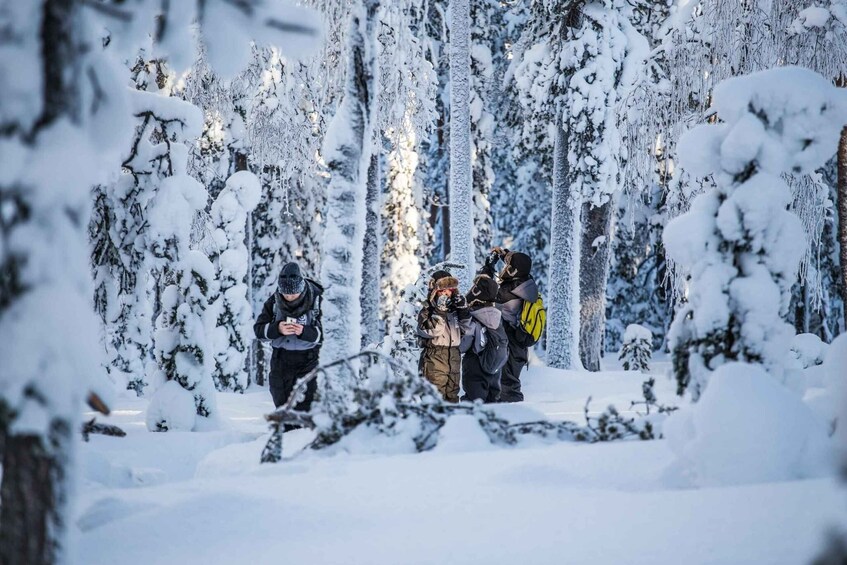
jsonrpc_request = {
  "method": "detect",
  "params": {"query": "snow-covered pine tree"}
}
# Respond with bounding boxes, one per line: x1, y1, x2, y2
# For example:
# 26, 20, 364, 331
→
569, 1, 645, 372
512, 0, 645, 369
449, 0, 474, 290
605, 182, 672, 352
210, 171, 262, 392
107, 84, 201, 396
619, 324, 652, 371
510, 0, 580, 369
378, 0, 437, 326
783, 0, 847, 336
494, 2, 549, 296
664, 67, 847, 400
321, 0, 381, 364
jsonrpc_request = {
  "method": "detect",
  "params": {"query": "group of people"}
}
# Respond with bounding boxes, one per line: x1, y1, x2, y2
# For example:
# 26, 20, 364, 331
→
416, 248, 538, 404
252, 247, 538, 412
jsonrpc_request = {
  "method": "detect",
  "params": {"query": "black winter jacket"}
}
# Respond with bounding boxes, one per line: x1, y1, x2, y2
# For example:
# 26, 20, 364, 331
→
254, 280, 323, 350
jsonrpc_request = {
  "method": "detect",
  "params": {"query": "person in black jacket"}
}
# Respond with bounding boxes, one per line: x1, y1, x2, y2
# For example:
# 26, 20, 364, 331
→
480, 248, 539, 402
254, 262, 323, 411
460, 275, 509, 403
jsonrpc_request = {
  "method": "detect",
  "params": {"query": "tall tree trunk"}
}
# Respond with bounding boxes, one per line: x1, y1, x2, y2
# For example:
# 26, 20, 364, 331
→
579, 200, 614, 371
838, 125, 847, 327
0, 426, 71, 565
320, 0, 380, 364
546, 125, 581, 370
361, 153, 381, 347
449, 0, 473, 290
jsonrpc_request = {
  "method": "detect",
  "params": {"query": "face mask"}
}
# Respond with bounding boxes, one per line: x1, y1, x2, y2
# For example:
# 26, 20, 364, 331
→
435, 294, 450, 311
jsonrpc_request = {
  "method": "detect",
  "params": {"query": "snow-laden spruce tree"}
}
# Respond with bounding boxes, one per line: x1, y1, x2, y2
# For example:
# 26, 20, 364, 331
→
141, 95, 220, 430
321, 0, 381, 364
665, 67, 847, 400
449, 0, 474, 290
210, 171, 262, 392
107, 87, 203, 396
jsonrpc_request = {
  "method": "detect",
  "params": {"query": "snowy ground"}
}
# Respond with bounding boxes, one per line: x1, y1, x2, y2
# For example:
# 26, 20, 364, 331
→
74, 359, 845, 564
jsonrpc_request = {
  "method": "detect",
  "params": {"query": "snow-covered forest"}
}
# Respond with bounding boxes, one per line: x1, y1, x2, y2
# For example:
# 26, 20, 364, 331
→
2, 0, 847, 563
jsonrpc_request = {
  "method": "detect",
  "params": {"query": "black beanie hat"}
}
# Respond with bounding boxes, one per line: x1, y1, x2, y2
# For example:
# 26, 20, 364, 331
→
278, 262, 306, 295
467, 275, 499, 305
502, 252, 532, 279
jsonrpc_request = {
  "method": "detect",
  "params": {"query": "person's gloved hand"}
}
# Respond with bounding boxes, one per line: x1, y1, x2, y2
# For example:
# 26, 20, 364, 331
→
479, 252, 499, 277
452, 292, 468, 311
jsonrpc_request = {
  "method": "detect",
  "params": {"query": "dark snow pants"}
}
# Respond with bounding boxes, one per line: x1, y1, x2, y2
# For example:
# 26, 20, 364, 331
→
461, 353, 501, 403
420, 345, 461, 403
269, 347, 319, 411
499, 324, 528, 402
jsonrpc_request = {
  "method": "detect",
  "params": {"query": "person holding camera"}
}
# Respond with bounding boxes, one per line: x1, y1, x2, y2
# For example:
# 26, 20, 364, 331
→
253, 262, 323, 411
460, 274, 509, 403
480, 247, 539, 402
416, 270, 469, 403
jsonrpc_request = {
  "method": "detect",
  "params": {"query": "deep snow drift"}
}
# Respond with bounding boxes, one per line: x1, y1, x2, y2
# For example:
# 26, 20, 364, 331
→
73, 358, 845, 565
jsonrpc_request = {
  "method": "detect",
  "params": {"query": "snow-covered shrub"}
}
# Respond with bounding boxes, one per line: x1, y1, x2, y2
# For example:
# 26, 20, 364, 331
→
619, 324, 652, 372
664, 67, 847, 400
785, 332, 830, 393
789, 333, 828, 371
145, 380, 198, 432
210, 171, 261, 392
663, 362, 832, 487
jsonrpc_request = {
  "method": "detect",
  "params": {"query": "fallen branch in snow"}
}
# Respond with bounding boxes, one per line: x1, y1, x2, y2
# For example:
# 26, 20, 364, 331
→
260, 351, 675, 463
81, 419, 127, 442
581, 378, 678, 442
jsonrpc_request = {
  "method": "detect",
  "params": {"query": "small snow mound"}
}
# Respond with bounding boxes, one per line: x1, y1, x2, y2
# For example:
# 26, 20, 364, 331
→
433, 415, 495, 454
484, 402, 549, 425
664, 362, 832, 486
789, 333, 828, 370
146, 380, 196, 432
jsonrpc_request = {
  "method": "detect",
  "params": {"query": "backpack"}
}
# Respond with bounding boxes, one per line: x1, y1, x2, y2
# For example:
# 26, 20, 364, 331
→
478, 323, 509, 375
517, 293, 546, 346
